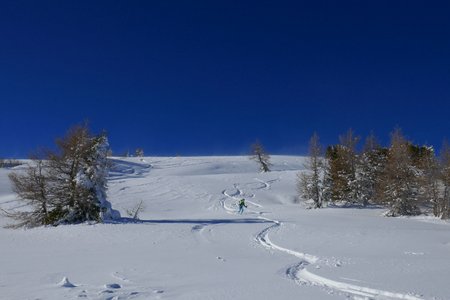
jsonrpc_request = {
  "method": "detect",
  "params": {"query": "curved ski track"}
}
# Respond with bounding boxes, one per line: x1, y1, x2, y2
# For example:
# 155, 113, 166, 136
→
222, 179, 423, 300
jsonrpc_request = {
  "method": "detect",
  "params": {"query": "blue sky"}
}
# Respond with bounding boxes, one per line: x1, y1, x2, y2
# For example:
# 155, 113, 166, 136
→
1, 1, 450, 157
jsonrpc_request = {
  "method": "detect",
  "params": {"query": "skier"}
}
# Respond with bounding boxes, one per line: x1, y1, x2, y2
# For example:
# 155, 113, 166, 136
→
238, 198, 247, 214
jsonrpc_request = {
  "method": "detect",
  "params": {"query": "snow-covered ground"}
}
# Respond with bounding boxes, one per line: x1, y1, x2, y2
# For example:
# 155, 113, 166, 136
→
1, 156, 450, 300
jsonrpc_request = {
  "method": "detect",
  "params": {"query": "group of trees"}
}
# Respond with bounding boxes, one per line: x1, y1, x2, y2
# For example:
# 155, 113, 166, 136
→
4, 124, 449, 228
2, 124, 119, 228
299, 128, 450, 219
0, 159, 22, 168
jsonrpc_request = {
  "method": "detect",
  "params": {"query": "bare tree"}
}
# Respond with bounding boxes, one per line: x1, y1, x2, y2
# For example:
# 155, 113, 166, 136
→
298, 132, 324, 208
4, 159, 52, 228
250, 140, 271, 172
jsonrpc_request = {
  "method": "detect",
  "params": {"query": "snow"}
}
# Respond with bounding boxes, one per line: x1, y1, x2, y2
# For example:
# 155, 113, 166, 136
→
1, 156, 450, 299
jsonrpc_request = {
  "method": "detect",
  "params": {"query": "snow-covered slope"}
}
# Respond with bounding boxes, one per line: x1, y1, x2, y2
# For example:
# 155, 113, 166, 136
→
0, 156, 449, 300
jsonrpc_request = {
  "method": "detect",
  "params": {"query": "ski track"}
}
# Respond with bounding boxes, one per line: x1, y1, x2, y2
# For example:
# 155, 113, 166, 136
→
222, 180, 423, 300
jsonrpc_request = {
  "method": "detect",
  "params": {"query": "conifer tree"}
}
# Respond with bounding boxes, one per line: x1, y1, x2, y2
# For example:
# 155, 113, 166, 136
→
298, 132, 324, 208
324, 129, 360, 204
380, 128, 420, 216
438, 141, 450, 219
338, 129, 360, 203
357, 133, 388, 206
4, 124, 119, 228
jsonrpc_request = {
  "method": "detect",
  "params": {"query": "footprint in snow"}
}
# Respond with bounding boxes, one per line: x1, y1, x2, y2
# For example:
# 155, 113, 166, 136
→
191, 224, 204, 231
105, 283, 122, 289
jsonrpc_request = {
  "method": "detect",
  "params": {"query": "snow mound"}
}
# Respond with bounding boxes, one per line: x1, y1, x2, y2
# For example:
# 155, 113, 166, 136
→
58, 277, 76, 288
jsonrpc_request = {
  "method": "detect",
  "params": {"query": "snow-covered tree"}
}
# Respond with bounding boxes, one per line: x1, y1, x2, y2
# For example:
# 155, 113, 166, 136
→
250, 140, 271, 172
413, 145, 440, 215
5, 124, 119, 228
357, 133, 388, 206
380, 128, 420, 216
298, 132, 324, 208
439, 141, 450, 219
83, 133, 120, 221
338, 129, 360, 203
323, 129, 360, 204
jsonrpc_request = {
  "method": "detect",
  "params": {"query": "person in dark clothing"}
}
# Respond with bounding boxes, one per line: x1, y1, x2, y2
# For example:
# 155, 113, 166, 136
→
238, 198, 247, 214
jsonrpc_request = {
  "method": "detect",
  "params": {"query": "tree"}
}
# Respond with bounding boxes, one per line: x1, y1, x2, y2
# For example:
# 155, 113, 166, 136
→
4, 124, 119, 228
380, 128, 420, 216
5, 159, 53, 228
135, 148, 144, 157
323, 129, 360, 204
250, 140, 271, 172
437, 141, 450, 219
298, 133, 324, 208
338, 129, 360, 203
357, 133, 388, 206
413, 145, 439, 215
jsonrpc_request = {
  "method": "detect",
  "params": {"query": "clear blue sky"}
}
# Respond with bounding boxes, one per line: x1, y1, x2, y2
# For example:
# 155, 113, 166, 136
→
1, 1, 450, 157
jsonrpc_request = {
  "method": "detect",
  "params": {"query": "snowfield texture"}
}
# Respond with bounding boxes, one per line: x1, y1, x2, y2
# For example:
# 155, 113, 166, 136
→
1, 156, 450, 300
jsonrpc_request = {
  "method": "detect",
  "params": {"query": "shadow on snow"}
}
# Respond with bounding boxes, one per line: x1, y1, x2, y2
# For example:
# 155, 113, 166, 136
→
106, 217, 272, 225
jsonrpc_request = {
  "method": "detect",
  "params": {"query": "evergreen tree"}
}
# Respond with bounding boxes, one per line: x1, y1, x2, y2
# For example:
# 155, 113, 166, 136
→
438, 141, 450, 219
357, 133, 388, 206
338, 129, 360, 203
413, 145, 439, 215
298, 132, 324, 208
324, 129, 360, 204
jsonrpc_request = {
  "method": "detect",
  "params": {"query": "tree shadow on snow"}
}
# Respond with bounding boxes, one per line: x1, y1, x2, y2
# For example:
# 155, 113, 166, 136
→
325, 203, 385, 210
107, 217, 272, 225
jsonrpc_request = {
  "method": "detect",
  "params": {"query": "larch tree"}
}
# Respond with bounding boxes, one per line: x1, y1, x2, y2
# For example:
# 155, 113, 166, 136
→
250, 140, 271, 172
380, 128, 420, 216
5, 159, 52, 228
4, 123, 119, 228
